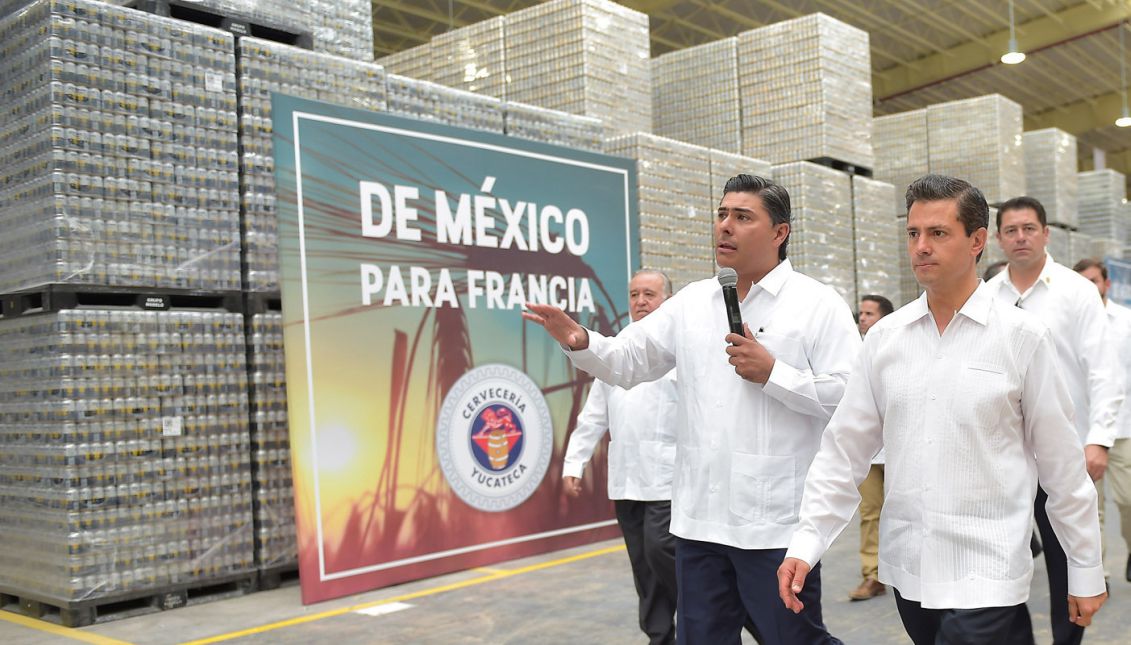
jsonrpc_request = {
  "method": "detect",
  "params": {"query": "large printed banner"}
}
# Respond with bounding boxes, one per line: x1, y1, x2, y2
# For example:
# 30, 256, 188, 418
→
1107, 257, 1131, 307
272, 95, 639, 603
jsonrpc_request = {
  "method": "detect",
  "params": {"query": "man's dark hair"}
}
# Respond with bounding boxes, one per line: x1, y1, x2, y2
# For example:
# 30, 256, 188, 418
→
723, 174, 791, 261
905, 174, 989, 261
1072, 258, 1108, 281
860, 294, 894, 317
995, 196, 1047, 231
982, 260, 1008, 282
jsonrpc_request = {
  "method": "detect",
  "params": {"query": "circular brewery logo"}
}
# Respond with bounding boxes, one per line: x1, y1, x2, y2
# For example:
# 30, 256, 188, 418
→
436, 364, 553, 512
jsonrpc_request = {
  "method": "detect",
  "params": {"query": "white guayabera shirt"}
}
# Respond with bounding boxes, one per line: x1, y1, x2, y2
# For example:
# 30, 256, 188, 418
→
562, 366, 679, 501
1106, 300, 1131, 441
787, 284, 1105, 609
987, 255, 1123, 448
567, 259, 861, 549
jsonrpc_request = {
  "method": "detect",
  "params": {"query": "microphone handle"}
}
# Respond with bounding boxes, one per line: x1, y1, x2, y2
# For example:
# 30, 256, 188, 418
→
722, 285, 744, 336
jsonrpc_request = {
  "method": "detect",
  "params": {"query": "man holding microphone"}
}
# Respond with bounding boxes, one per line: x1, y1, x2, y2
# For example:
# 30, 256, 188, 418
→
525, 174, 859, 644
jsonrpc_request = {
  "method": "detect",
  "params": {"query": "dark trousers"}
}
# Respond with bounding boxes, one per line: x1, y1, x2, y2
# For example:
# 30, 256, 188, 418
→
1015, 487, 1085, 645
616, 500, 677, 645
895, 589, 1035, 645
674, 537, 841, 645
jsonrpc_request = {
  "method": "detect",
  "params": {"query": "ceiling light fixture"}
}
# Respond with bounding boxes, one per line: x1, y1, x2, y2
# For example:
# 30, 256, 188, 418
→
1001, 0, 1026, 65
1118, 22, 1131, 127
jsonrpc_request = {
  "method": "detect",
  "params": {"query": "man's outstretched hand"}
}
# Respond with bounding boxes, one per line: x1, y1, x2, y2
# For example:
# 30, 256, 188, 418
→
777, 557, 811, 614
522, 303, 589, 350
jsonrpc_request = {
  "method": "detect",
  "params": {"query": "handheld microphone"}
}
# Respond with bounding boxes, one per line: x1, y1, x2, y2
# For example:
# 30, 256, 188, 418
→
717, 268, 744, 336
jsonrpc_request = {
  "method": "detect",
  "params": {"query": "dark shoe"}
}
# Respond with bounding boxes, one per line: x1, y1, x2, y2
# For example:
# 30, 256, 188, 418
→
849, 578, 886, 601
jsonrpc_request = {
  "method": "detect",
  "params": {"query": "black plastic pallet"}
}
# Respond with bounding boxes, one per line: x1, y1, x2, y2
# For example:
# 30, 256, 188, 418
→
807, 156, 874, 178
0, 285, 243, 318
256, 563, 299, 592
245, 292, 283, 315
0, 572, 258, 628
125, 0, 313, 49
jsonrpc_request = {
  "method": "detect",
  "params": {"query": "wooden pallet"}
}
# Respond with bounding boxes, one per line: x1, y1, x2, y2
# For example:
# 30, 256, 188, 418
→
0, 572, 258, 628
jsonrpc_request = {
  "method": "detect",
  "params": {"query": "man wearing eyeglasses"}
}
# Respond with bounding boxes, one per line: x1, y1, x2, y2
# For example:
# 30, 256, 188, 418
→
986, 196, 1124, 645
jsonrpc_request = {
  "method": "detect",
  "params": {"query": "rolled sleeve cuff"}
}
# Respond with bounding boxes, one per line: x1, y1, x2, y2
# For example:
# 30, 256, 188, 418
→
563, 329, 606, 369
1067, 563, 1107, 598
762, 359, 799, 399
1085, 425, 1116, 449
784, 529, 826, 568
561, 461, 585, 479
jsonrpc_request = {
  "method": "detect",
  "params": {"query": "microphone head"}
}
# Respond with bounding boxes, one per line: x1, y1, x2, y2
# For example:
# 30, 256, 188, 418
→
717, 267, 738, 288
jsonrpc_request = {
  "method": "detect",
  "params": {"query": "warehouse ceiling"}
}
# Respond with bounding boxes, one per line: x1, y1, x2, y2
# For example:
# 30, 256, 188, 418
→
371, 0, 1131, 180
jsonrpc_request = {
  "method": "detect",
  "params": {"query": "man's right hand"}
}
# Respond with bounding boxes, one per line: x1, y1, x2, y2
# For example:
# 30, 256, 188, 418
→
563, 476, 582, 498
777, 557, 811, 614
1084, 444, 1108, 481
522, 303, 589, 350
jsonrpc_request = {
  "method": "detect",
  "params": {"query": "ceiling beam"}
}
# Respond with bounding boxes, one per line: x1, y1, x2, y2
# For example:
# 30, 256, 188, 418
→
874, 2, 1131, 101
1024, 88, 1126, 136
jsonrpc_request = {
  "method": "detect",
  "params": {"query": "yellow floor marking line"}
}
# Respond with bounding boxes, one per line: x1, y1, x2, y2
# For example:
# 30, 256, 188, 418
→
0, 610, 135, 645
180, 544, 626, 645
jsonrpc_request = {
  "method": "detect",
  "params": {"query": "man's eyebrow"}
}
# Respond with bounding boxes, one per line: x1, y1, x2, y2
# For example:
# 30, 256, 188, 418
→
717, 206, 757, 214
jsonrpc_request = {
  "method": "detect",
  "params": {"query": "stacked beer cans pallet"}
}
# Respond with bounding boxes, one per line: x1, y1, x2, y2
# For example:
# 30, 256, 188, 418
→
0, 0, 241, 294
925, 95, 1024, 206
0, 293, 254, 626
852, 177, 900, 302
97, 0, 372, 60
771, 161, 857, 307
873, 109, 927, 216
1077, 169, 1127, 244
237, 36, 387, 292
605, 133, 714, 290
738, 14, 873, 170
652, 14, 873, 170
377, 42, 433, 82
1023, 129, 1078, 228
504, 102, 605, 152
652, 38, 740, 153
707, 150, 774, 207
502, 0, 651, 135
385, 74, 505, 133
430, 15, 506, 99
246, 302, 293, 571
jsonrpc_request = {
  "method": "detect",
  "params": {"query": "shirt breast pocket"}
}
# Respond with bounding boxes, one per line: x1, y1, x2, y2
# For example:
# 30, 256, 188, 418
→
755, 332, 807, 370
957, 361, 1011, 429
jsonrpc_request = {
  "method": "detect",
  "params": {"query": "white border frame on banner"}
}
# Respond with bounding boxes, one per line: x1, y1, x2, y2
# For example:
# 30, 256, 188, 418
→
290, 111, 634, 582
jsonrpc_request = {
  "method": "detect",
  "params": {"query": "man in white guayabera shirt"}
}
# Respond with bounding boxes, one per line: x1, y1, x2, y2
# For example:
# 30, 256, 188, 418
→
778, 175, 1106, 645
987, 196, 1122, 645
561, 268, 679, 645
525, 174, 858, 645
1075, 258, 1131, 584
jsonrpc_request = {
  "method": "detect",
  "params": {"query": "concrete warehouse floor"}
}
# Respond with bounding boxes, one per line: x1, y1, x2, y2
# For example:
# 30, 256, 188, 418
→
3, 497, 1131, 645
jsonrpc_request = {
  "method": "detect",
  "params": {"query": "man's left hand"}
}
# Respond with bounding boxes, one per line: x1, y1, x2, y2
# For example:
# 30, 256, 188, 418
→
1084, 444, 1108, 481
725, 323, 775, 383
1068, 591, 1107, 626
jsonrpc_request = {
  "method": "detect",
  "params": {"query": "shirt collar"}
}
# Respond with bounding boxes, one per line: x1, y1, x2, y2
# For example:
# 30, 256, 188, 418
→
957, 281, 993, 326
903, 281, 992, 327
753, 259, 792, 297
1005, 252, 1055, 298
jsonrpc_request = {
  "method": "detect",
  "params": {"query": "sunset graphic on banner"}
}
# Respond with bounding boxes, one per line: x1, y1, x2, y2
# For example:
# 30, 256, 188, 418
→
272, 95, 639, 603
